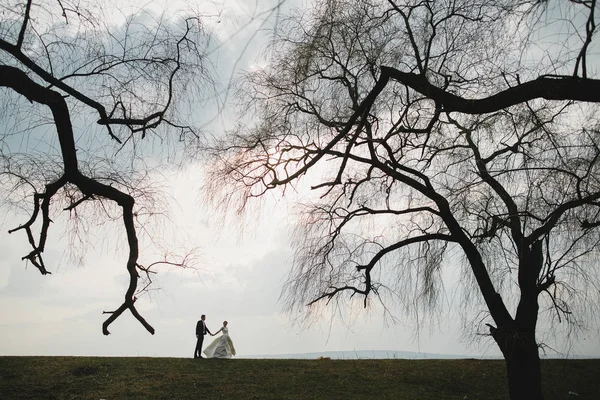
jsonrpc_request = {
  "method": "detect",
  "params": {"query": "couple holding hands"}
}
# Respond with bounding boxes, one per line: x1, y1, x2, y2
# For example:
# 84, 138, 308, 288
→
194, 314, 236, 359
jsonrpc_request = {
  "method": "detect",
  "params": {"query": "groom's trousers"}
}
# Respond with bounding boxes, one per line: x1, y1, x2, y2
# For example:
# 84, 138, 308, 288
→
194, 335, 204, 358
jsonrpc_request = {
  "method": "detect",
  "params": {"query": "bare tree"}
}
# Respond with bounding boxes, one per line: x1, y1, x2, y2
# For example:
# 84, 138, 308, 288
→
207, 0, 600, 399
0, 0, 213, 334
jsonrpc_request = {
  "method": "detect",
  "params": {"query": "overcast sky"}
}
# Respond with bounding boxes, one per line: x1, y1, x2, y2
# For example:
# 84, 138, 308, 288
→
1, 0, 599, 359
0, 163, 504, 358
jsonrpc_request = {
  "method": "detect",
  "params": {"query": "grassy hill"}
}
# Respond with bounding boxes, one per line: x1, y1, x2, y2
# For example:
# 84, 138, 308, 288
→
0, 356, 598, 399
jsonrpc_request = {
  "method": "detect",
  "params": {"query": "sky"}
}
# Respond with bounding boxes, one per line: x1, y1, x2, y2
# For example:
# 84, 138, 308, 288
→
0, 160, 494, 358
1, 0, 600, 360
0, 163, 495, 358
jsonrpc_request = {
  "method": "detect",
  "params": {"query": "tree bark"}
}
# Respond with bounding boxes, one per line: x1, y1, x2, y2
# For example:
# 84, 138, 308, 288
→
492, 241, 545, 400
493, 325, 543, 400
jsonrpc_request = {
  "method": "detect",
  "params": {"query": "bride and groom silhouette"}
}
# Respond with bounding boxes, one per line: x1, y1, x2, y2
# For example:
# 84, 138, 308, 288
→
194, 314, 236, 359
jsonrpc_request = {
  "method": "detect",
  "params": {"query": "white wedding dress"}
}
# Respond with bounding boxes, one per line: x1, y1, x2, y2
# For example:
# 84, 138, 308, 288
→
203, 327, 236, 358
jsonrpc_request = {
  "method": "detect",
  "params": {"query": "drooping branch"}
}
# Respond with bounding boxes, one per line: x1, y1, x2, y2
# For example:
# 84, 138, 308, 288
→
305, 232, 456, 309
73, 173, 148, 335
307, 284, 369, 307
0, 64, 154, 335
355, 233, 456, 272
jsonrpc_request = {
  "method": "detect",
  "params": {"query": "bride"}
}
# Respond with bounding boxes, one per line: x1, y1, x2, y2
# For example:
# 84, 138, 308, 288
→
203, 320, 236, 359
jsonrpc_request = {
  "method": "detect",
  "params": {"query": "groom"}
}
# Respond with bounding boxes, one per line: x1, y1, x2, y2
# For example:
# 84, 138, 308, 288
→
194, 314, 212, 359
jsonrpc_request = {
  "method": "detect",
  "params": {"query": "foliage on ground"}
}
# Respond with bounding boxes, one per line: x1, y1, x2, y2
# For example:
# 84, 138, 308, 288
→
0, 356, 597, 399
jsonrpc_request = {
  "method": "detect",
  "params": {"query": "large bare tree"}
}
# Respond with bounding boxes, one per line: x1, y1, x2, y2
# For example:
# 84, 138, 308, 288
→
207, 0, 600, 399
0, 0, 212, 334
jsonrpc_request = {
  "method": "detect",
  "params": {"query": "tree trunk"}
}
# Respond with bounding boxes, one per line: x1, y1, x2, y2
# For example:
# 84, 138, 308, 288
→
496, 327, 543, 400
494, 240, 545, 399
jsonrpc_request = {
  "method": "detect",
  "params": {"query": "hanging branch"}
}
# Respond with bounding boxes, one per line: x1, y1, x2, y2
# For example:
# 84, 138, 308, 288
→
0, 64, 153, 335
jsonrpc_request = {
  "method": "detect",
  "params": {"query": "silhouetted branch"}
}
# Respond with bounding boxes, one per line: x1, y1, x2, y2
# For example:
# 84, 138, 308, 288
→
573, 0, 596, 78
381, 66, 600, 114
16, 0, 33, 49
0, 63, 151, 335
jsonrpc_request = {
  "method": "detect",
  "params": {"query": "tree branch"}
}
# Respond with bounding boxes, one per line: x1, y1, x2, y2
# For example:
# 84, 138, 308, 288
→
16, 0, 33, 49
0, 64, 153, 335
573, 0, 596, 78
355, 233, 456, 272
381, 66, 600, 114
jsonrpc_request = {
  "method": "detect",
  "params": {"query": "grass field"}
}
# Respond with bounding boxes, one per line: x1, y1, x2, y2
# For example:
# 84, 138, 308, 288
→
0, 356, 598, 399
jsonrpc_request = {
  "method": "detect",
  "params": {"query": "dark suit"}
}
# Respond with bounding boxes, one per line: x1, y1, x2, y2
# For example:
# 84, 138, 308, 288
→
194, 319, 211, 358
